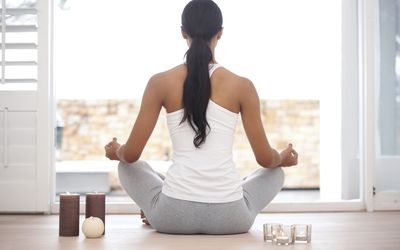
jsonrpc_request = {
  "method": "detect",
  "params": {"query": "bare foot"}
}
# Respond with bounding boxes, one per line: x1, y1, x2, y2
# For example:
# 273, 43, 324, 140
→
140, 210, 151, 226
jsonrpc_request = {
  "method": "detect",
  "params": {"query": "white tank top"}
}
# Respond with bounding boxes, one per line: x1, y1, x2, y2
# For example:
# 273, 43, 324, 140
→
161, 64, 244, 203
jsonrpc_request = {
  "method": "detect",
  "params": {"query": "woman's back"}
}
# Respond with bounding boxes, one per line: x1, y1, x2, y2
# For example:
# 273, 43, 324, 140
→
161, 64, 244, 203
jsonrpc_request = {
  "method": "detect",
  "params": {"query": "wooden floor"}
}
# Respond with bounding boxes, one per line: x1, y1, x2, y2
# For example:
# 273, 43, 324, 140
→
0, 212, 399, 250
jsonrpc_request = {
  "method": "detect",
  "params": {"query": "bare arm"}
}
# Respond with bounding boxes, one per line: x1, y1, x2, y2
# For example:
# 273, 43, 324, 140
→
106, 74, 163, 163
239, 79, 298, 168
239, 78, 282, 168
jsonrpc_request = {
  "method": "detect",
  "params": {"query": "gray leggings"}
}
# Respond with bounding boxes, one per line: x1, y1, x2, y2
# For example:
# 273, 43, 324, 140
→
118, 160, 284, 235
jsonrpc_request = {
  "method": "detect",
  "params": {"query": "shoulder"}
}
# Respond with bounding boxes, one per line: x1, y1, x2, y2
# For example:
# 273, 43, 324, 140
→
238, 77, 256, 94
216, 66, 256, 96
150, 64, 186, 81
146, 64, 185, 89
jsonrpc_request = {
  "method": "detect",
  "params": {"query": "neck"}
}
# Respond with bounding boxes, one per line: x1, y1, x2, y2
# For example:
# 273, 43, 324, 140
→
210, 47, 217, 64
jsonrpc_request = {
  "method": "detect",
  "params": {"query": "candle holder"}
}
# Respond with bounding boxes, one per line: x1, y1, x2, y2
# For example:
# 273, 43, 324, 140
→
263, 223, 282, 242
293, 224, 312, 243
272, 224, 294, 245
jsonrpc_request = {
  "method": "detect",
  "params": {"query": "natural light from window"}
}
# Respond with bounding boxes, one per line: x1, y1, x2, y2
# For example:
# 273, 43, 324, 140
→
54, 0, 341, 202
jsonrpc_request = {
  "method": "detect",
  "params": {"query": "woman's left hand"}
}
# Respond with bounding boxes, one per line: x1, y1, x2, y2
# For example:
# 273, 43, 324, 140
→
105, 137, 121, 160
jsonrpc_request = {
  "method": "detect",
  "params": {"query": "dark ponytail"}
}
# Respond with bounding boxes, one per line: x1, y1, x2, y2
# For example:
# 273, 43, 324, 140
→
181, 0, 223, 148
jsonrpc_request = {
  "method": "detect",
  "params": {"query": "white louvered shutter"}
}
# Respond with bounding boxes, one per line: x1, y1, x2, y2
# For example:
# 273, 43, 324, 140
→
0, 0, 52, 212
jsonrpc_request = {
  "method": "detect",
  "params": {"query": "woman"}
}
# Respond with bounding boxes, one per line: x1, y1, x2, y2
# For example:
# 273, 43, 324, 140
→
105, 0, 298, 235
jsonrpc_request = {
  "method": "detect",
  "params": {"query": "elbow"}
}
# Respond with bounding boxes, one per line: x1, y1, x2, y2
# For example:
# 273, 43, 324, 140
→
256, 150, 279, 168
123, 152, 141, 164
124, 157, 139, 164
256, 157, 274, 168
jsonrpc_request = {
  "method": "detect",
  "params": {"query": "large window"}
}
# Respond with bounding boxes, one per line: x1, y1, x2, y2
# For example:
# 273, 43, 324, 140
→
54, 0, 353, 205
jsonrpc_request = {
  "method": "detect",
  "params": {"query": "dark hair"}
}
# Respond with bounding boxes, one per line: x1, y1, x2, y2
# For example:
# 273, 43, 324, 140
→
181, 0, 223, 148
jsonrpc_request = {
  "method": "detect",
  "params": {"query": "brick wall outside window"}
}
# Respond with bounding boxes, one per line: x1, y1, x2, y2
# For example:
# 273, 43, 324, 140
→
57, 99, 319, 188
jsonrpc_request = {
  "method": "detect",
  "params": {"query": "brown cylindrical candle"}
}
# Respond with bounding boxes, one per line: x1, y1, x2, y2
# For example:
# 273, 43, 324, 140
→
85, 192, 106, 234
59, 192, 80, 237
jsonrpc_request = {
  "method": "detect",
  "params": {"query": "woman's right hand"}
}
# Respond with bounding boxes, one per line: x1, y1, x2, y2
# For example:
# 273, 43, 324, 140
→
279, 143, 298, 167
105, 137, 121, 161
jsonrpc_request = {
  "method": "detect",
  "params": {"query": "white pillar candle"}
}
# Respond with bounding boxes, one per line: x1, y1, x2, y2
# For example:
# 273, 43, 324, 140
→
82, 216, 104, 238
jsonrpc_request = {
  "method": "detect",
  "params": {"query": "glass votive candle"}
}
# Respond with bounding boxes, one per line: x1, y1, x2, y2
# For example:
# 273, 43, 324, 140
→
272, 224, 294, 245
294, 224, 312, 243
263, 223, 282, 242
